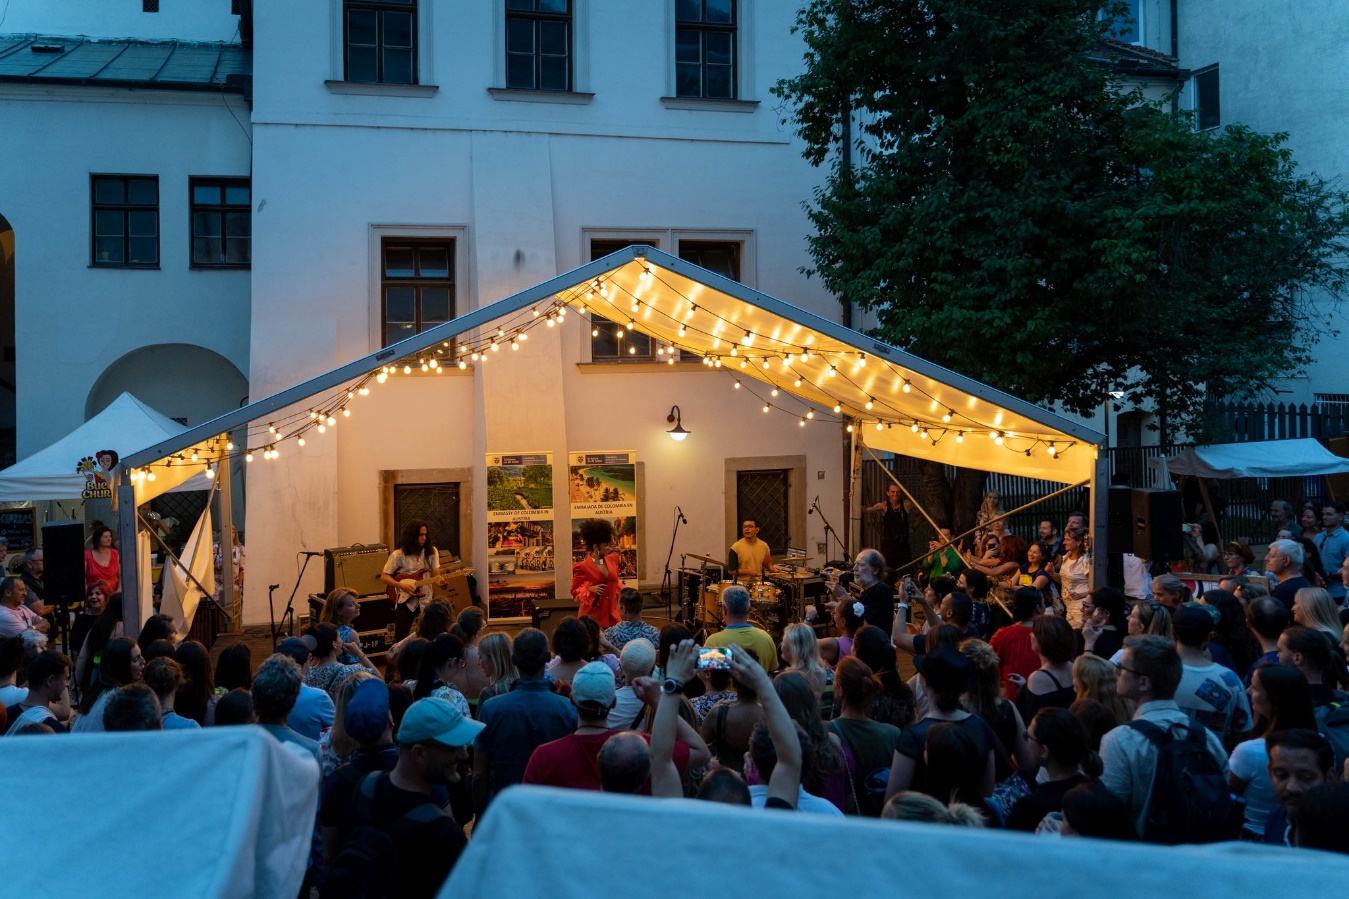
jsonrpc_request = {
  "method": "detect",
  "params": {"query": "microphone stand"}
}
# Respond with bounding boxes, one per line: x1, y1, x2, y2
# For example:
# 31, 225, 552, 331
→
812, 498, 847, 563
272, 551, 318, 649
661, 507, 686, 623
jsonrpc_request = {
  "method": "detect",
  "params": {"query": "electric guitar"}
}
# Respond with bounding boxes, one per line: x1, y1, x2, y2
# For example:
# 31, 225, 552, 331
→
387, 560, 474, 604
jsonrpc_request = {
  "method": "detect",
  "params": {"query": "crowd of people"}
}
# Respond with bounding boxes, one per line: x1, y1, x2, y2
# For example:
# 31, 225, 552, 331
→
3, 501, 1349, 897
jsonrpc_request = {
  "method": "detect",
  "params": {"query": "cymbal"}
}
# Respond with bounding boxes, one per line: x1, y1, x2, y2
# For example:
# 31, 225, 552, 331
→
684, 553, 727, 567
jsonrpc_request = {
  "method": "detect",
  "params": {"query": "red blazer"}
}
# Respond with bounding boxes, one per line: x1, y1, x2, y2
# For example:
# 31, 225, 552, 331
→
570, 553, 621, 628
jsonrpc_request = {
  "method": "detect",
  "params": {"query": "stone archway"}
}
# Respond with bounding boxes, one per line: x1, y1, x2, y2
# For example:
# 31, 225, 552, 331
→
85, 343, 247, 425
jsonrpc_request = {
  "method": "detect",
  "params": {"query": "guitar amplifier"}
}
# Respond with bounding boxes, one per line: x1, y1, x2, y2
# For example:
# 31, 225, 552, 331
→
324, 543, 390, 596
306, 592, 396, 656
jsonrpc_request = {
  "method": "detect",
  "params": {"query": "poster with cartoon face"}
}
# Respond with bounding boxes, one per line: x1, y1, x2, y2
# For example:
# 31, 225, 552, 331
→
77, 449, 118, 499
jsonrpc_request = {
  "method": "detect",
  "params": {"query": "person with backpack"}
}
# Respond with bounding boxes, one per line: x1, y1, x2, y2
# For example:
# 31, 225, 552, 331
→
1277, 625, 1349, 769
325, 697, 483, 899
1100, 635, 1230, 843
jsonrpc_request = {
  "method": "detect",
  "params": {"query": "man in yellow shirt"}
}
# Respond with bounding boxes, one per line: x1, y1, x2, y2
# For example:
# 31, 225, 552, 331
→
729, 519, 775, 580
705, 585, 778, 672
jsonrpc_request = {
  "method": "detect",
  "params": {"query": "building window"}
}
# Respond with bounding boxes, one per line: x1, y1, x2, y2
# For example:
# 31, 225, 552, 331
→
736, 469, 789, 556
394, 482, 461, 558
505, 0, 571, 91
382, 239, 454, 347
344, 0, 417, 84
1102, 1, 1141, 44
590, 239, 657, 360
679, 239, 741, 282
190, 179, 251, 267
91, 175, 159, 267
675, 0, 736, 99
1194, 66, 1220, 130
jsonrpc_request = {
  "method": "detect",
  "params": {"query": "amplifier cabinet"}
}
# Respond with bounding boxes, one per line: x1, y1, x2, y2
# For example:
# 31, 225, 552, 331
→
324, 544, 390, 596
307, 592, 396, 639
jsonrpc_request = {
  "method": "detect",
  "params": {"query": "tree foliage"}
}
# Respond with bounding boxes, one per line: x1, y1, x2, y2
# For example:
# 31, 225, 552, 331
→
774, 0, 1349, 442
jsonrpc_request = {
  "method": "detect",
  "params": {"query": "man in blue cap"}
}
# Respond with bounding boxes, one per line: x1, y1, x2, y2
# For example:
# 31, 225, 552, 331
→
329, 697, 485, 898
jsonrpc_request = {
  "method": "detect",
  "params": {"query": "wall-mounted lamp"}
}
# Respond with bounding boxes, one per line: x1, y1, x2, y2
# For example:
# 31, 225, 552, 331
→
666, 405, 690, 441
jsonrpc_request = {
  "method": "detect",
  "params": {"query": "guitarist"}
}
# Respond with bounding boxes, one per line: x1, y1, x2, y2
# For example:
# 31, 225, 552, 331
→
381, 520, 444, 642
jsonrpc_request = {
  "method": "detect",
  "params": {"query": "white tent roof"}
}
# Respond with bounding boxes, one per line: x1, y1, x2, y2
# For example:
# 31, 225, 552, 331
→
13, 727, 318, 898
1163, 438, 1349, 479
127, 247, 1100, 484
446, 786, 1349, 899
0, 392, 212, 501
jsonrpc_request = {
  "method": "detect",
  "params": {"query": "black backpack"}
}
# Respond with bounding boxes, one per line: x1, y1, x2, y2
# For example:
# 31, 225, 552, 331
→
321, 773, 447, 899
1129, 719, 1233, 844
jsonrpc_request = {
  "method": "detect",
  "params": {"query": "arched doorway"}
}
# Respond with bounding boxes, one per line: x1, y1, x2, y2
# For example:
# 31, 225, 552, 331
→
86, 343, 249, 534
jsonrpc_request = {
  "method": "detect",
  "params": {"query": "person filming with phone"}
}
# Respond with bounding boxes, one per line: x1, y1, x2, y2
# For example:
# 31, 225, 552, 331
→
824, 549, 896, 635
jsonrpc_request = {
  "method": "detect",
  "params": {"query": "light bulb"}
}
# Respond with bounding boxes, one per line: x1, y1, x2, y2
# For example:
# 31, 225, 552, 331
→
342, 407, 350, 417
678, 325, 687, 337
833, 404, 842, 413
730, 347, 738, 357
244, 452, 254, 463
762, 360, 770, 370
876, 422, 883, 431
491, 343, 499, 352
631, 301, 639, 313
942, 411, 952, 423
317, 424, 326, 434
995, 435, 1004, 445
359, 386, 369, 395
297, 438, 305, 447
799, 419, 807, 427
911, 424, 919, 433
828, 367, 836, 378
511, 341, 519, 350
147, 471, 156, 481
1047, 443, 1057, 456
204, 467, 215, 479
268, 424, 276, 435
546, 318, 556, 328
956, 433, 964, 443
532, 308, 540, 317
865, 399, 874, 410
902, 380, 912, 393
592, 328, 600, 337
846, 424, 853, 432
794, 379, 802, 387
459, 360, 467, 369
190, 451, 198, 462
377, 372, 387, 383
226, 441, 234, 451
326, 416, 336, 427
807, 411, 815, 419
403, 365, 412, 374
734, 382, 741, 389
421, 363, 429, 372
920, 429, 929, 439
762, 404, 770, 413
770, 388, 779, 397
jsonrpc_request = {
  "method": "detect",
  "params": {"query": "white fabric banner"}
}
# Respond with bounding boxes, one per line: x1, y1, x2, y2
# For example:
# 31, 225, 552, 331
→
160, 505, 215, 637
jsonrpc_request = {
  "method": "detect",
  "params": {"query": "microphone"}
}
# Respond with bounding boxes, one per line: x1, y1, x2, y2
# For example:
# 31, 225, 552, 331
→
299, 550, 324, 557
677, 506, 688, 524
808, 495, 818, 515
268, 583, 281, 590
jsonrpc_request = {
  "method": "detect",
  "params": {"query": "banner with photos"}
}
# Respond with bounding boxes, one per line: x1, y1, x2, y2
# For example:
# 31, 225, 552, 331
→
568, 451, 638, 588
486, 452, 555, 620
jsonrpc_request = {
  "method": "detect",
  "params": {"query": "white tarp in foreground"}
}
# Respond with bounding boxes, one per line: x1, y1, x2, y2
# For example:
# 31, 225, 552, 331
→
445, 786, 1349, 899
14, 727, 318, 898
1164, 438, 1349, 479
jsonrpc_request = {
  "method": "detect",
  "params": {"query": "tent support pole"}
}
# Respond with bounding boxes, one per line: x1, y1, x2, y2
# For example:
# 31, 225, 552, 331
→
118, 482, 140, 641
1197, 477, 1221, 547
1090, 453, 1110, 589
862, 443, 943, 536
218, 447, 235, 630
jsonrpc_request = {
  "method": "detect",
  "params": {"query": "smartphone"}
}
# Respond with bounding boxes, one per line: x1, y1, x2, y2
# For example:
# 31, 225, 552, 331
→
697, 646, 733, 670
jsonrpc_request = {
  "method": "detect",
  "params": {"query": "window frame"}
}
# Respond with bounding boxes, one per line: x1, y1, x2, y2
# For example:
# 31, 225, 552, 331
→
673, 0, 738, 100
342, 0, 419, 85
1101, 0, 1143, 45
1193, 65, 1220, 131
379, 237, 457, 351
188, 177, 251, 269
504, 0, 573, 93
90, 174, 160, 269
368, 225, 470, 357
579, 228, 754, 364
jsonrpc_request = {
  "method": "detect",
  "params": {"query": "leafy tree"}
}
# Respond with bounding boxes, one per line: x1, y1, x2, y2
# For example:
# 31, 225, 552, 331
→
774, 0, 1349, 444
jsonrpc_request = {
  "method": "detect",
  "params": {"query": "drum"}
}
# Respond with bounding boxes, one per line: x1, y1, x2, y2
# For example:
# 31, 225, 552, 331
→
699, 582, 725, 624
748, 580, 781, 608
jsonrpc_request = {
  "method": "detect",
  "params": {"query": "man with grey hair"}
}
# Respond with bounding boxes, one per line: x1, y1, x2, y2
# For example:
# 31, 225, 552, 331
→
103, 683, 162, 732
826, 547, 895, 634
1265, 539, 1311, 613
705, 584, 778, 671
607, 638, 655, 730
1268, 500, 1296, 543
252, 653, 319, 762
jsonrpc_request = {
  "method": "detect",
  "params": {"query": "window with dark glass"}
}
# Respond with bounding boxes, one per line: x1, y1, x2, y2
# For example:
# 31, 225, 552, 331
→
679, 239, 741, 282
91, 175, 159, 267
1194, 66, 1220, 130
1102, 1, 1141, 43
675, 0, 736, 99
190, 178, 250, 267
505, 0, 571, 91
589, 239, 657, 360
344, 0, 416, 84
382, 239, 454, 347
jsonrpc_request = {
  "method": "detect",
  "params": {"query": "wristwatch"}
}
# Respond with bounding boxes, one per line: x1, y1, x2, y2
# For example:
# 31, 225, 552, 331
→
661, 678, 684, 696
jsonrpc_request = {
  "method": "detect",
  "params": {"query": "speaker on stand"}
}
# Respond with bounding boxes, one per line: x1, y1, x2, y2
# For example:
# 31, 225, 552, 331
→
1131, 489, 1184, 563
42, 521, 86, 654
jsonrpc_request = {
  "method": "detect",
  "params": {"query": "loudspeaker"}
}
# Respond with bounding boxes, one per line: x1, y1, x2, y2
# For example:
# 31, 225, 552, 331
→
1131, 489, 1184, 561
324, 543, 390, 596
1107, 486, 1133, 555
532, 596, 578, 639
42, 520, 85, 607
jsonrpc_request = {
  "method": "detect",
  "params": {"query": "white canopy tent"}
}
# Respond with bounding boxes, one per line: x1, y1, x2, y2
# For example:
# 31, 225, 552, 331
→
120, 246, 1106, 617
13, 727, 318, 898
1162, 438, 1349, 479
446, 786, 1349, 899
0, 391, 214, 502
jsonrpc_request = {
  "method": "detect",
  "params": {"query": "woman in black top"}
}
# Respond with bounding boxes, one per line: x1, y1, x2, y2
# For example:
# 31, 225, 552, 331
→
1005, 707, 1103, 831
1012, 616, 1077, 723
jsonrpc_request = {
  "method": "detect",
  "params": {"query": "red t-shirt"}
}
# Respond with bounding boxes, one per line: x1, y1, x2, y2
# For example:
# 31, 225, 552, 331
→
989, 623, 1040, 702
521, 731, 690, 793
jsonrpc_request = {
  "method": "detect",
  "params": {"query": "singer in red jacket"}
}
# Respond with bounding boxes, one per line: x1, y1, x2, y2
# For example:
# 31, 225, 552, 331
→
570, 518, 622, 628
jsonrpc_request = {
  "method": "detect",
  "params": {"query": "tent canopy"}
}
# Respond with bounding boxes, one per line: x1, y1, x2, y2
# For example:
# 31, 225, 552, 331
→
1163, 438, 1349, 479
126, 246, 1100, 484
446, 786, 1349, 899
0, 391, 213, 502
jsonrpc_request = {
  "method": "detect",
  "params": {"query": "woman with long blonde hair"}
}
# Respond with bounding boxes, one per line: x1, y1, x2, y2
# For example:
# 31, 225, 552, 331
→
319, 586, 375, 668
780, 623, 829, 695
1293, 587, 1344, 644
476, 631, 518, 710
1072, 654, 1134, 727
